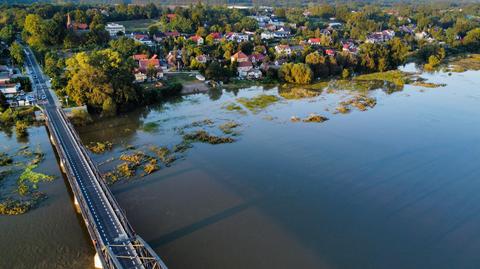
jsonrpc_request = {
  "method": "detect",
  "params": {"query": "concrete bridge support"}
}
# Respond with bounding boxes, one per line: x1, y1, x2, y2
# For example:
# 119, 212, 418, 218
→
94, 253, 103, 269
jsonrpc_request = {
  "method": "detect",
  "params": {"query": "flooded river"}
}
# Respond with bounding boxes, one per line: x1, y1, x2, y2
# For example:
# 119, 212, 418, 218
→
4, 65, 480, 268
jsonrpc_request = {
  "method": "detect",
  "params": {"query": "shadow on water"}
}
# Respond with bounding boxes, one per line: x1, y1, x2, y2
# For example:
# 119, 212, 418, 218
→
150, 197, 263, 248
113, 167, 198, 195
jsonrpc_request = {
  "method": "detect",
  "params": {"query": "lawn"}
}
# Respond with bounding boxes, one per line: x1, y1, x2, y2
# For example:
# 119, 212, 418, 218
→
111, 19, 157, 32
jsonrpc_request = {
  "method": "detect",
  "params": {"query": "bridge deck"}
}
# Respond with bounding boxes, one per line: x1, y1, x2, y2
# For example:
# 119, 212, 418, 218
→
23, 45, 166, 269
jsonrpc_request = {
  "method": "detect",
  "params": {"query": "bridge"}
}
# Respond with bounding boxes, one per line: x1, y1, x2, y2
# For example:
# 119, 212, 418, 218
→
23, 46, 168, 269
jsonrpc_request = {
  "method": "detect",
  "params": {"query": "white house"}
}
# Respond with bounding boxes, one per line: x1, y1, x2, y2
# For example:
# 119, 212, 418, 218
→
275, 45, 292, 56
261, 32, 275, 40
237, 61, 253, 77
105, 23, 125, 37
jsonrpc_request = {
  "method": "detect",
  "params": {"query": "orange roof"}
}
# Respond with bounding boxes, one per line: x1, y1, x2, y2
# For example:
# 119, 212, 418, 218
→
232, 51, 248, 60
133, 54, 148, 60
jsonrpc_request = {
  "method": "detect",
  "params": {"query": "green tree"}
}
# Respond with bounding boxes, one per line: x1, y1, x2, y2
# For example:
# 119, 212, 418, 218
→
279, 63, 313, 84
10, 42, 24, 66
0, 25, 15, 45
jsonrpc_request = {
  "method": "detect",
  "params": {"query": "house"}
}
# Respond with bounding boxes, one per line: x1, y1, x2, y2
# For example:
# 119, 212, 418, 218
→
342, 41, 358, 54
165, 31, 180, 38
325, 49, 336, 57
275, 45, 292, 55
153, 32, 166, 42
249, 53, 265, 64
366, 30, 395, 43
269, 18, 285, 27
133, 54, 148, 61
208, 32, 222, 43
196, 55, 208, 64
274, 30, 290, 38
231, 51, 249, 63
237, 61, 253, 77
399, 25, 414, 35
66, 13, 89, 32
105, 23, 125, 37
189, 35, 204, 45
226, 32, 249, 43
247, 69, 263, 79
0, 83, 20, 98
261, 31, 275, 40
308, 38, 322, 45
415, 31, 429, 40
328, 22, 343, 29
132, 34, 154, 46
135, 55, 163, 82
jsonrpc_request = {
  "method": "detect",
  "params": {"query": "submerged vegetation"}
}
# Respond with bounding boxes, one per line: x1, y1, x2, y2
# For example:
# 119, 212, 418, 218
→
237, 95, 280, 113
87, 141, 113, 154
448, 55, 480, 73
183, 130, 235, 144
303, 114, 329, 123
340, 95, 377, 112
0, 145, 55, 215
354, 70, 412, 87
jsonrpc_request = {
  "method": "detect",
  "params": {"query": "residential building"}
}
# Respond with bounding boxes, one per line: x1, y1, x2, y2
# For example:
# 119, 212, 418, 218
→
237, 61, 253, 77
231, 51, 249, 63
189, 35, 204, 45
66, 13, 89, 32
261, 32, 275, 40
308, 38, 322, 45
275, 44, 292, 55
105, 23, 125, 37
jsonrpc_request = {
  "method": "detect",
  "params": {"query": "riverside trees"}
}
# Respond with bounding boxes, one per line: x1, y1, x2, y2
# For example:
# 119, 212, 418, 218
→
65, 49, 139, 116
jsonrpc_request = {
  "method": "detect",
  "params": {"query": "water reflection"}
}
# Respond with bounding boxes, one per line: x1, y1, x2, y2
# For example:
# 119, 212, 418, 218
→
77, 67, 480, 269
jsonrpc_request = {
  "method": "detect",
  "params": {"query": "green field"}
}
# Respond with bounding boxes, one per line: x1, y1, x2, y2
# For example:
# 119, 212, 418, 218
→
111, 19, 157, 32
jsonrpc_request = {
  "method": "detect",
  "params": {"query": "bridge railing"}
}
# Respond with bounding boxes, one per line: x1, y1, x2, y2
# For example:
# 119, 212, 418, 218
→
56, 108, 167, 269
57, 109, 137, 235
44, 109, 118, 269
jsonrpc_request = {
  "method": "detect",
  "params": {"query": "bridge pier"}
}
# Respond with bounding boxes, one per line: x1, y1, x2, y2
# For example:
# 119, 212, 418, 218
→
73, 196, 80, 213
94, 253, 103, 269
49, 134, 55, 145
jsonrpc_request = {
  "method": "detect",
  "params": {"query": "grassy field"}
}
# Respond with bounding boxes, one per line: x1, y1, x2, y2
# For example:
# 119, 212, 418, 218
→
111, 19, 157, 32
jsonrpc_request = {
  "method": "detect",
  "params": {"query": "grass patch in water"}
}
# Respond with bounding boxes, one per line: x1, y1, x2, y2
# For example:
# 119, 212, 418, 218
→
142, 122, 160, 133
448, 54, 480, 72
354, 70, 412, 87
219, 121, 241, 135
237, 95, 280, 113
223, 103, 246, 114
302, 114, 329, 123
149, 146, 176, 166
0, 193, 46, 215
412, 81, 446, 88
340, 95, 377, 111
183, 130, 234, 144
87, 141, 113, 154
279, 87, 320, 99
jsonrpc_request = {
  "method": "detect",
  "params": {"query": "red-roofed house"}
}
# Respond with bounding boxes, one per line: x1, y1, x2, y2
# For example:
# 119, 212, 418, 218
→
133, 54, 148, 61
308, 38, 321, 45
165, 31, 180, 38
231, 51, 249, 63
249, 53, 265, 64
135, 54, 163, 82
325, 49, 336, 56
166, 14, 177, 21
189, 35, 204, 45
237, 61, 253, 77
66, 13, 89, 32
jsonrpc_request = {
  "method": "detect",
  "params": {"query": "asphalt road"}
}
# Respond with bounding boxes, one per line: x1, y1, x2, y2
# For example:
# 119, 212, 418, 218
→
23, 47, 143, 268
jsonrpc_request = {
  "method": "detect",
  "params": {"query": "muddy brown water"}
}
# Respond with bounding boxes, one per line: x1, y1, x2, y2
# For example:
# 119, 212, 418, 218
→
3, 65, 480, 268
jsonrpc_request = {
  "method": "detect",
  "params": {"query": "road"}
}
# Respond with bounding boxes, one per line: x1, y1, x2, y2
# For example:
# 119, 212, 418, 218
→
23, 47, 165, 268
